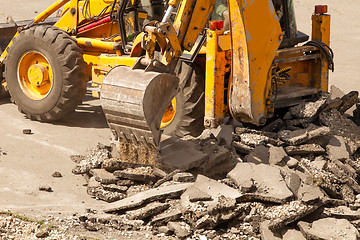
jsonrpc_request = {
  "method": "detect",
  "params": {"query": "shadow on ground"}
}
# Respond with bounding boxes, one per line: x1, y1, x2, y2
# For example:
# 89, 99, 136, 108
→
0, 94, 109, 129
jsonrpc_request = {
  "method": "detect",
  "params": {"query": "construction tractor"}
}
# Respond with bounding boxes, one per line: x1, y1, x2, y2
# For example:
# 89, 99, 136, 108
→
0, 0, 332, 151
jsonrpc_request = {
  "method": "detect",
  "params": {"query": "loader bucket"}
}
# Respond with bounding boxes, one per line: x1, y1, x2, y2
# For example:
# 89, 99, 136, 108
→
101, 66, 179, 148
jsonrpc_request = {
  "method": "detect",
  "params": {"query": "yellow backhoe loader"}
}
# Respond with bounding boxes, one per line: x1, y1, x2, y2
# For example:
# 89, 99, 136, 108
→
0, 0, 333, 152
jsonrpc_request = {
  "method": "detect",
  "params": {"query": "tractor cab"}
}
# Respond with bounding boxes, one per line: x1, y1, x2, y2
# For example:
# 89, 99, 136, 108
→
211, 0, 309, 48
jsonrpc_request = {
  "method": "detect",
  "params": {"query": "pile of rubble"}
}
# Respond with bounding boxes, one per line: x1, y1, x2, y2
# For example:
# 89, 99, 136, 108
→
72, 86, 360, 239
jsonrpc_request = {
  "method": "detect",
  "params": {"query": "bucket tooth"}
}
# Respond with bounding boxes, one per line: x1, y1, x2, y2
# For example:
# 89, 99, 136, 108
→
101, 66, 179, 149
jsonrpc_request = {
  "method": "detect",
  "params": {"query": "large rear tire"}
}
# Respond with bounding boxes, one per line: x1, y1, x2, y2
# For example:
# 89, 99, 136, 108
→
5, 25, 87, 121
162, 62, 205, 137
0, 63, 9, 99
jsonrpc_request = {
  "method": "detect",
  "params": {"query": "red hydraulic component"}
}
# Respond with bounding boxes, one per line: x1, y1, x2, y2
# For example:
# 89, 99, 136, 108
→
315, 5, 328, 15
78, 16, 111, 33
209, 20, 224, 31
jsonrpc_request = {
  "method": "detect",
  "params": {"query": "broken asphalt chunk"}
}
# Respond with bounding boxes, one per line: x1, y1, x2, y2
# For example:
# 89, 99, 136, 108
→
159, 138, 207, 171
244, 145, 269, 164
326, 135, 350, 162
184, 175, 241, 201
167, 221, 191, 238
227, 163, 293, 203
113, 166, 156, 182
211, 124, 234, 149
103, 183, 192, 213
267, 200, 323, 231
126, 202, 170, 220
285, 144, 325, 156
298, 218, 360, 240
319, 109, 360, 154
268, 146, 288, 166
150, 208, 182, 226
87, 177, 124, 203
289, 98, 326, 119
279, 125, 331, 146
90, 169, 118, 184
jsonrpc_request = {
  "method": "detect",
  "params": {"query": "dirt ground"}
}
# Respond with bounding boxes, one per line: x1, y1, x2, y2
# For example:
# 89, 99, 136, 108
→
0, 0, 360, 239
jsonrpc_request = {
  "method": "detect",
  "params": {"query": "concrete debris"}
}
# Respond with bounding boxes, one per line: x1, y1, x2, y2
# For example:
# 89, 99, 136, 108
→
310, 157, 327, 170
151, 208, 182, 226
261, 119, 284, 132
298, 218, 360, 240
90, 169, 118, 184
173, 172, 195, 182
239, 132, 271, 147
102, 158, 144, 172
228, 163, 293, 203
282, 228, 306, 240
286, 157, 299, 168
330, 85, 345, 100
212, 124, 234, 149
69, 155, 84, 164
352, 103, 360, 125
285, 118, 311, 128
283, 171, 302, 197
297, 184, 325, 203
260, 221, 282, 240
244, 145, 269, 164
289, 98, 326, 119
126, 202, 170, 220
22, 129, 32, 135
265, 200, 323, 230
327, 87, 358, 115
113, 166, 156, 182
157, 225, 172, 235
39, 185, 53, 192
87, 177, 124, 203
321, 97, 343, 113
104, 183, 192, 213
72, 143, 110, 174
268, 146, 288, 166
51, 171, 62, 178
285, 144, 326, 156
153, 169, 181, 188
319, 109, 360, 154
232, 141, 254, 154
117, 179, 135, 186
338, 91, 359, 114
102, 184, 128, 193
182, 185, 213, 202
326, 135, 350, 162
35, 229, 49, 238
71, 88, 360, 239
192, 175, 240, 200
279, 124, 331, 145
159, 138, 208, 171
325, 206, 360, 220
167, 221, 191, 238
197, 142, 231, 174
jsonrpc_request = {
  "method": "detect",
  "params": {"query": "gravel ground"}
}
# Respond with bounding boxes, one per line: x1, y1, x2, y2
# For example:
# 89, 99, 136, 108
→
0, 212, 78, 240
0, 212, 177, 240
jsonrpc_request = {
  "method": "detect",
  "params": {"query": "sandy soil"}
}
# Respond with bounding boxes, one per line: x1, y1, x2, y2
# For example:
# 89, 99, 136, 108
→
0, 95, 110, 218
294, 0, 360, 93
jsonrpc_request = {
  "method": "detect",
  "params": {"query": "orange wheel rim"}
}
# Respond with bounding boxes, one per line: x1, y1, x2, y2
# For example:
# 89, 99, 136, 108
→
17, 51, 53, 100
161, 97, 176, 128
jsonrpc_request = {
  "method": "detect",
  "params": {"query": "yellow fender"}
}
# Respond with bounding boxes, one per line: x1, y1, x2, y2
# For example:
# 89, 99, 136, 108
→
228, 0, 282, 125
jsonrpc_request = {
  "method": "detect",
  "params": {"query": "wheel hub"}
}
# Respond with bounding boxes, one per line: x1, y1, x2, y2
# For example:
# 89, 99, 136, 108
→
17, 51, 53, 100
28, 63, 49, 87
